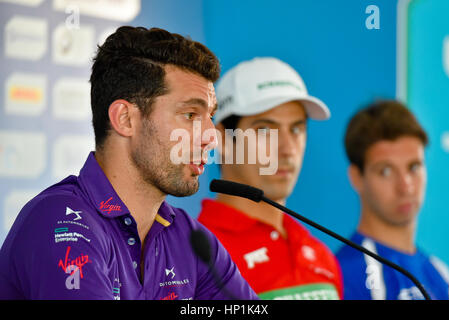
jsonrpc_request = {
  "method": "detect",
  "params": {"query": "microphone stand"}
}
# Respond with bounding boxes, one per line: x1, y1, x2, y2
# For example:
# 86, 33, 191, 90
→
209, 178, 431, 300
261, 196, 431, 300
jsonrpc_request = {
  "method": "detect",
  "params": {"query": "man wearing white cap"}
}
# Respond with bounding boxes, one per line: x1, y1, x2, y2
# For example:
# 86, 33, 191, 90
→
198, 57, 343, 300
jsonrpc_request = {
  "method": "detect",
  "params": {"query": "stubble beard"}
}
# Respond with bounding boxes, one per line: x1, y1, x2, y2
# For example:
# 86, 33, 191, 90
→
131, 117, 199, 198
366, 196, 418, 228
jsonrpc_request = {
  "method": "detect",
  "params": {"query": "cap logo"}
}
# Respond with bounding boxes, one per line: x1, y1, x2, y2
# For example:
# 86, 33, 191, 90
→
257, 80, 302, 91
218, 95, 233, 110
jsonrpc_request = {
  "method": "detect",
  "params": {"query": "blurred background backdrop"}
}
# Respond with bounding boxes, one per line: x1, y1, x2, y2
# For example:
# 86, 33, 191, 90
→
0, 0, 448, 265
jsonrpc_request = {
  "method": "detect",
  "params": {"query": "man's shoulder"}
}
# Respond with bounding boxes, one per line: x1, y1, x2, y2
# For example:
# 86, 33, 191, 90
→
287, 217, 336, 258
3, 179, 103, 252
335, 232, 365, 260
428, 255, 449, 285
18, 183, 92, 224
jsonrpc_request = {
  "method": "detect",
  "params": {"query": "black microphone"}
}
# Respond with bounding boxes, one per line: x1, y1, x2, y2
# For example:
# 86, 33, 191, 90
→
190, 229, 212, 264
189, 229, 239, 300
210, 179, 431, 300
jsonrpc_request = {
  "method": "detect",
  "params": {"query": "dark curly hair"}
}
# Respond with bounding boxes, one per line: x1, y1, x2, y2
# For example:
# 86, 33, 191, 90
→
90, 26, 220, 148
344, 100, 428, 172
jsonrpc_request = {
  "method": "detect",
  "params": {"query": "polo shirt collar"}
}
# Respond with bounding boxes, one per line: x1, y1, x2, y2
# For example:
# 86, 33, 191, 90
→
78, 152, 177, 226
156, 200, 176, 227
200, 199, 259, 232
200, 199, 309, 238
78, 152, 130, 218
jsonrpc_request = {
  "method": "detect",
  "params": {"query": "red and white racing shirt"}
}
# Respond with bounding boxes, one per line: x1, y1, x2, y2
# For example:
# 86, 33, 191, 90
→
198, 199, 343, 300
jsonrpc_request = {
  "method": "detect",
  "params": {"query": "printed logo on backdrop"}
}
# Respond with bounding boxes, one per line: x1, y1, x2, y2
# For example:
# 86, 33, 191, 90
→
2, 190, 38, 233
52, 0, 141, 22
52, 78, 90, 120
52, 23, 95, 66
4, 15, 48, 60
52, 135, 94, 180
443, 36, 449, 78
442, 132, 449, 154
0, 0, 45, 6
0, 131, 46, 178
5, 72, 47, 116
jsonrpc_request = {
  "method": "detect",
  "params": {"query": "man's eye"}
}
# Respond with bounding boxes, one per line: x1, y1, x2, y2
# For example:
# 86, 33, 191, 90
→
380, 167, 392, 177
410, 162, 421, 173
257, 127, 270, 134
291, 126, 304, 135
184, 112, 195, 120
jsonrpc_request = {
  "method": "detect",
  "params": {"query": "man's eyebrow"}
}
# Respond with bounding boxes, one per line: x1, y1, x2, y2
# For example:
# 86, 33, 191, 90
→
180, 98, 208, 109
291, 119, 307, 126
250, 118, 307, 126
180, 98, 217, 115
370, 157, 423, 170
370, 161, 391, 169
250, 119, 278, 126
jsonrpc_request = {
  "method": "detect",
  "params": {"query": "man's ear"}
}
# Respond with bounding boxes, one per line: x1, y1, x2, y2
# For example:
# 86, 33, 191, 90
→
348, 164, 363, 194
108, 99, 138, 138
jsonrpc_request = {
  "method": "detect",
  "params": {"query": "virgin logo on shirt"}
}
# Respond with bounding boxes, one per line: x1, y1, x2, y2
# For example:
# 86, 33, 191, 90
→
160, 291, 179, 300
58, 246, 90, 279
99, 197, 121, 214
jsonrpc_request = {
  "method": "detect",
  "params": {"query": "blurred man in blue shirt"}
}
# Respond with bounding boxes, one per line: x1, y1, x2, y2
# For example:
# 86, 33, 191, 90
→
337, 100, 449, 300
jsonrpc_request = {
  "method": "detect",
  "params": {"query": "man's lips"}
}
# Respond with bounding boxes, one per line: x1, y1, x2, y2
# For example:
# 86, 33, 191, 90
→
189, 162, 205, 175
188, 158, 207, 175
275, 167, 295, 176
397, 202, 415, 214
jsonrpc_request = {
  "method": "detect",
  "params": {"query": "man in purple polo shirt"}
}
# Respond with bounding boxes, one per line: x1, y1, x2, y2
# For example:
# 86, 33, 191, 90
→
0, 26, 258, 300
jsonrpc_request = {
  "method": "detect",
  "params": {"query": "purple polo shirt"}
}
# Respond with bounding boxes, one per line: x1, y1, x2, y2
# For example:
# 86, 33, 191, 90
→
0, 152, 258, 300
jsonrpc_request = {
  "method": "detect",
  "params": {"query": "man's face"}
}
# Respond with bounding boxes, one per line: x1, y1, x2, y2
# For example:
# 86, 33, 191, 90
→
356, 136, 427, 226
221, 101, 307, 202
130, 65, 217, 197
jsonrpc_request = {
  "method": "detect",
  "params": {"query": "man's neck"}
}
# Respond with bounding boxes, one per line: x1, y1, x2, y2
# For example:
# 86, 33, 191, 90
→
216, 193, 287, 238
358, 209, 416, 254
95, 149, 165, 244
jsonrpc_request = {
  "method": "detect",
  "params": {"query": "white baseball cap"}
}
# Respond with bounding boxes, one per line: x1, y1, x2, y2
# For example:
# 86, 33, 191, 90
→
214, 57, 330, 124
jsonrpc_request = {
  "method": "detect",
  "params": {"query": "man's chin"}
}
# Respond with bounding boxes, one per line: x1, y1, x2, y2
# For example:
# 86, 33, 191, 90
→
167, 179, 199, 198
263, 180, 295, 196
262, 188, 291, 203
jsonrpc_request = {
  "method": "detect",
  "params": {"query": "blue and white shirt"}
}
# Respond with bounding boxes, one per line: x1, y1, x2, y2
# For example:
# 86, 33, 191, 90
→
336, 232, 449, 300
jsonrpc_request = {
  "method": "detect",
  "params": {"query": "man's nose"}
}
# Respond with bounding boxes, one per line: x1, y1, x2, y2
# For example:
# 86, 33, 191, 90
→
397, 173, 414, 195
201, 118, 218, 151
278, 129, 296, 157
